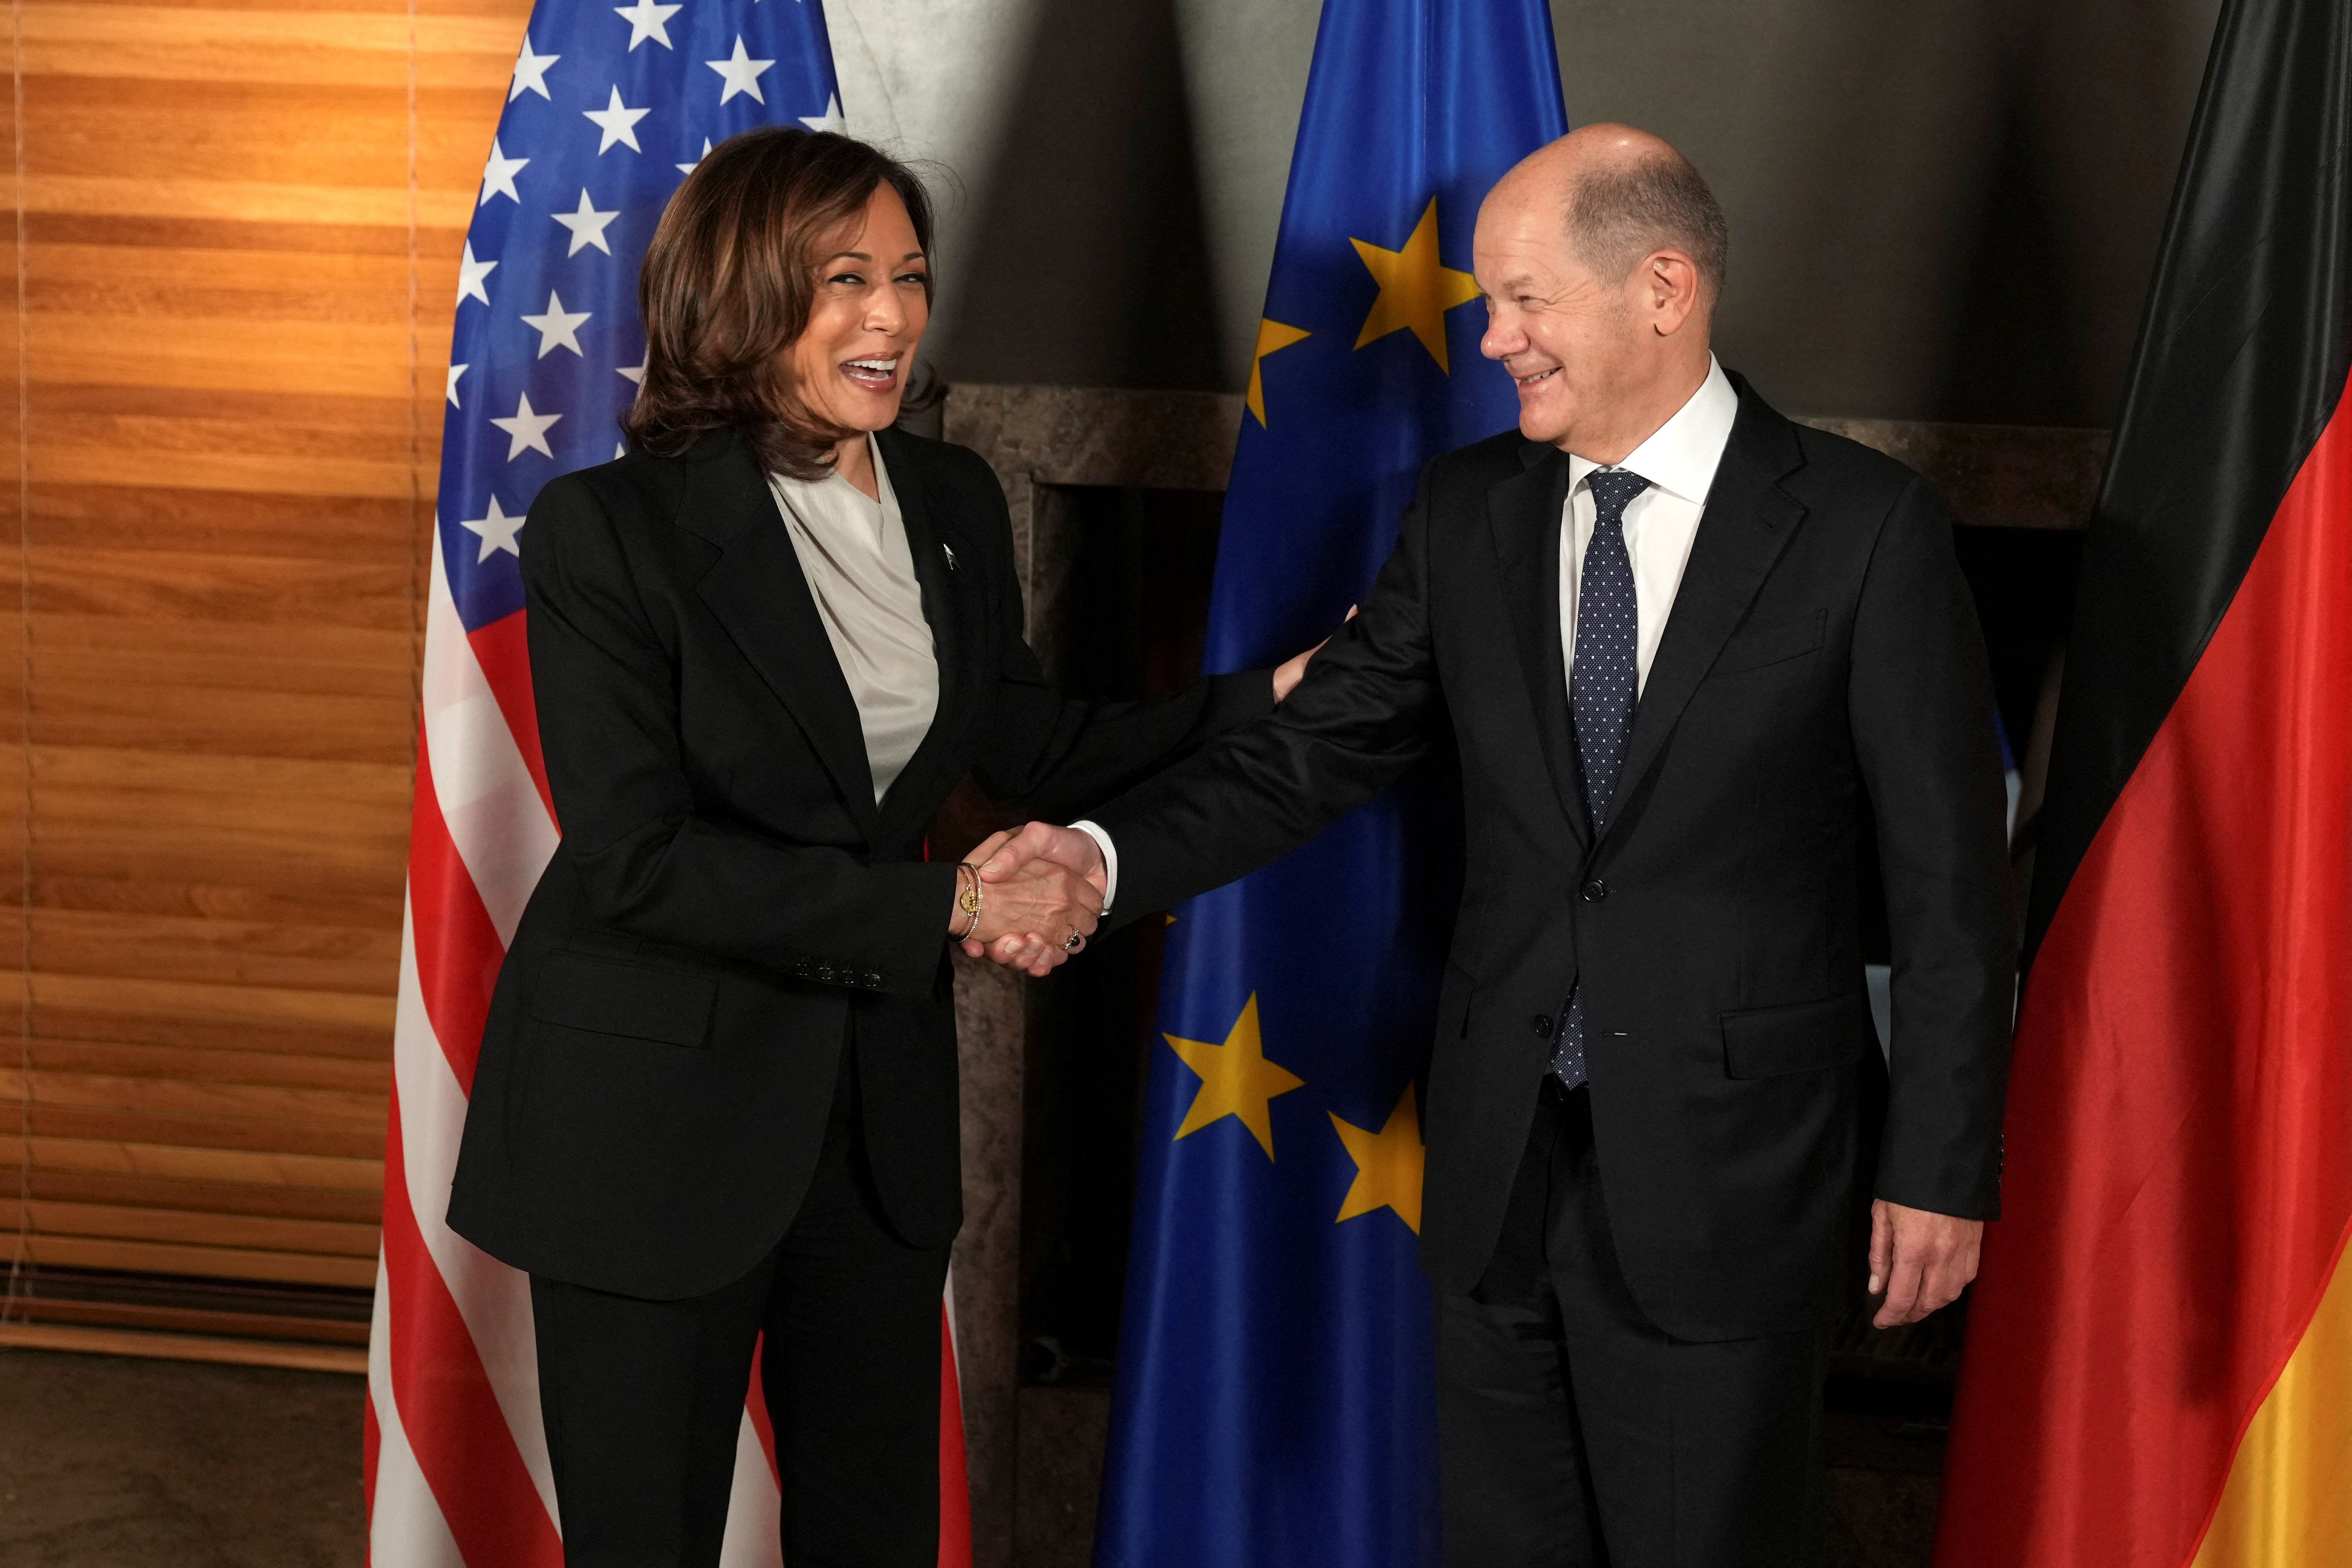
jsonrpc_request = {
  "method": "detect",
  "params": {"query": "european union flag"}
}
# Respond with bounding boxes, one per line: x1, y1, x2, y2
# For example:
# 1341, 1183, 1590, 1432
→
1093, 5, 1566, 1566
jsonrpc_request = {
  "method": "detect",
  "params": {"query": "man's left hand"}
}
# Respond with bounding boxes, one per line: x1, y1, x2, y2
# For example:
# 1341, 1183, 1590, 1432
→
1867, 1200, 1982, 1328
1272, 606, 1356, 703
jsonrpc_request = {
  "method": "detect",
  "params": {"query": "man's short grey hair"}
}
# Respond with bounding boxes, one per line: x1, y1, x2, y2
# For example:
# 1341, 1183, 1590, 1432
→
1565, 149, 1728, 299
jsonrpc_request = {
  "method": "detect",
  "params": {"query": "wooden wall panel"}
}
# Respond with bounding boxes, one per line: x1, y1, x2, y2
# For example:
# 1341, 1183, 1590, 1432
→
2, 0, 532, 1333
0, 5, 24, 1284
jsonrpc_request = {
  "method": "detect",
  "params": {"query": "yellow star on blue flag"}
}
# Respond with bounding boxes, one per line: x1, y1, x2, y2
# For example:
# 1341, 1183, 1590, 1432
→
1166, 994, 1306, 1160
1330, 1084, 1424, 1232
1352, 200, 1482, 372
1247, 317, 1314, 427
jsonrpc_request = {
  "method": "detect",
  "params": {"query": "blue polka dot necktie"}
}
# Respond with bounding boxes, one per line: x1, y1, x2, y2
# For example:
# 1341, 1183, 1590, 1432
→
1553, 469, 1649, 1089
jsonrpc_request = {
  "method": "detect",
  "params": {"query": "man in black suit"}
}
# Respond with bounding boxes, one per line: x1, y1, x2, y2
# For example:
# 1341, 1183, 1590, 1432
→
978, 126, 2012, 1564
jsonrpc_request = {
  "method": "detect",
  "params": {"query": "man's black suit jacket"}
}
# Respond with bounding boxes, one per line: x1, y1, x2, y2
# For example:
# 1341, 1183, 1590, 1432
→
1093, 379, 2014, 1341
448, 426, 1272, 1301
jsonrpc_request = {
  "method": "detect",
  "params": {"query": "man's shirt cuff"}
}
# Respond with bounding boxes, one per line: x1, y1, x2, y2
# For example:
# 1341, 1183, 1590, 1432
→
1069, 820, 1119, 913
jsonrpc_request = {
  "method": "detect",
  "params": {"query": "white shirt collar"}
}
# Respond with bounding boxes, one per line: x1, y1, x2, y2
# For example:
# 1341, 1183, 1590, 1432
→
1564, 355, 1739, 506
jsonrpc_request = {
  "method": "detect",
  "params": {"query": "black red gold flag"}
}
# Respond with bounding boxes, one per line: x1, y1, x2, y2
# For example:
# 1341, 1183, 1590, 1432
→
1936, 0, 2352, 1563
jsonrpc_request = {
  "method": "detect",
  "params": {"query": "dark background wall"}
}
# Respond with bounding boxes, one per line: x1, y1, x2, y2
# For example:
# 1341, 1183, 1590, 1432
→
833, 0, 2223, 424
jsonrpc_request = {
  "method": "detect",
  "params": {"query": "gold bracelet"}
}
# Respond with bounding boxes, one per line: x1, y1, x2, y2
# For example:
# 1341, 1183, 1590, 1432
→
955, 863, 983, 940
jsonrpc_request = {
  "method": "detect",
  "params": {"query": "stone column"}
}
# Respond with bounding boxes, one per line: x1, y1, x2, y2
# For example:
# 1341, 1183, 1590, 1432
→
940, 384, 1246, 1568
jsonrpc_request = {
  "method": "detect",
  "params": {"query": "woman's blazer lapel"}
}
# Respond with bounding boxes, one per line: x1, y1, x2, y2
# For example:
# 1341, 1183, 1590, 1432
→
872, 427, 988, 844
678, 433, 885, 840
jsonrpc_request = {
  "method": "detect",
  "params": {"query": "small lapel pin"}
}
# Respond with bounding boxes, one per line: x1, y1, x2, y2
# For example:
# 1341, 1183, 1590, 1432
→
942, 542, 958, 571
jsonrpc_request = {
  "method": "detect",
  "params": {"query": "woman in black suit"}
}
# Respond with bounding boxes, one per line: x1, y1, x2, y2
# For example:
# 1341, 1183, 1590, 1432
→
448, 128, 1314, 1566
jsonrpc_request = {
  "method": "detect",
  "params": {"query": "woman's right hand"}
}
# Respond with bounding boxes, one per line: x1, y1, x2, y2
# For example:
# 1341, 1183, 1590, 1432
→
949, 845, 1101, 977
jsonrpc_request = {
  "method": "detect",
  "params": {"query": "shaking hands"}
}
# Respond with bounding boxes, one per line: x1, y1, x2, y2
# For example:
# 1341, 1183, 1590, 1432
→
948, 823, 1109, 978
946, 609, 1350, 977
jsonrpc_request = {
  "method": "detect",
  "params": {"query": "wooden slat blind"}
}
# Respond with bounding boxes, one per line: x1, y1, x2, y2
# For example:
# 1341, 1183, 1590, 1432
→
2, 0, 528, 1328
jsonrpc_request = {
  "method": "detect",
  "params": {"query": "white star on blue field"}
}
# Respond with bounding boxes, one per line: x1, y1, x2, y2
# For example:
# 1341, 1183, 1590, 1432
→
437, 1, 843, 633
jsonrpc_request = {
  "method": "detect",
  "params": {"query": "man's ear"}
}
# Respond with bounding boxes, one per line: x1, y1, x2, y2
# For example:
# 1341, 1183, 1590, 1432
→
1646, 250, 1702, 336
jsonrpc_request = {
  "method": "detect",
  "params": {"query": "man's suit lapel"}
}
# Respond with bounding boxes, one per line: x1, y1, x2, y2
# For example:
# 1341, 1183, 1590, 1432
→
1607, 389, 1807, 840
1488, 444, 1591, 853
872, 428, 986, 842
679, 432, 883, 839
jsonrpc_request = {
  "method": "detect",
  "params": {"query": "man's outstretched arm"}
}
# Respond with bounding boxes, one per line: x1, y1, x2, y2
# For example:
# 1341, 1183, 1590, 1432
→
975, 464, 1450, 944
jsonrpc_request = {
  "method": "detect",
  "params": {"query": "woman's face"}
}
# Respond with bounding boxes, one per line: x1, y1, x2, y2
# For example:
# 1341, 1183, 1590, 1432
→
786, 182, 930, 434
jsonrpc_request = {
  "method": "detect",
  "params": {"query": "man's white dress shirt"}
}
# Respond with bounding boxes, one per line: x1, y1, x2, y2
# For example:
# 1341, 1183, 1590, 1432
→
1075, 355, 1741, 912
1561, 355, 1738, 696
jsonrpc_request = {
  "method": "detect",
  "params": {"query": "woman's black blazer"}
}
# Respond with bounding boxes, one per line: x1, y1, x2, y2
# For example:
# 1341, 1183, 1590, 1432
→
447, 426, 1271, 1300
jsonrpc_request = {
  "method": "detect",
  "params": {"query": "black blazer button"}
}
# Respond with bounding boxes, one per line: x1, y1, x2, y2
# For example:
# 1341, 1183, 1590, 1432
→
1532, 1015, 1554, 1039
816, 964, 836, 983
865, 971, 883, 989
793, 960, 813, 979
1581, 879, 1609, 902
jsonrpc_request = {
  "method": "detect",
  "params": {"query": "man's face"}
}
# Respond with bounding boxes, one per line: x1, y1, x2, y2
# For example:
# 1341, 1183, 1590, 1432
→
1473, 187, 1643, 452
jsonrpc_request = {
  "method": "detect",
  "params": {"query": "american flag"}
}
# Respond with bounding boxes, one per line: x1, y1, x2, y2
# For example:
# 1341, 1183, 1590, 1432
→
365, 4, 970, 1563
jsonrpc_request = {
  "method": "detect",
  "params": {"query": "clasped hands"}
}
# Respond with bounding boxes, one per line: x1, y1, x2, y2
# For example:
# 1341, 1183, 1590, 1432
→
948, 613, 1348, 978
947, 823, 1108, 978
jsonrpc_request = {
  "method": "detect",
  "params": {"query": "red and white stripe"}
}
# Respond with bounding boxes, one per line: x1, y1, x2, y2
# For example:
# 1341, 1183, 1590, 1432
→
367, 525, 973, 1564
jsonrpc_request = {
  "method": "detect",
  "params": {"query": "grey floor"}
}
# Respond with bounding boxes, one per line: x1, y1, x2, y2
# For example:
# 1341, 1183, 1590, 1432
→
0, 1349, 365, 1568
0, 1347, 1940, 1568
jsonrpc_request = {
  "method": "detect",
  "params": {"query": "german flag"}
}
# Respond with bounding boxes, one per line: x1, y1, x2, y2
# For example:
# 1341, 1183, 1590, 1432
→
1934, 2, 2352, 1564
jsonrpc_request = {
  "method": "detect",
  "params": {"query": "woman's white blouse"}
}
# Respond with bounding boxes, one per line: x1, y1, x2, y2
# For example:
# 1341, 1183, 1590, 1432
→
766, 435, 939, 802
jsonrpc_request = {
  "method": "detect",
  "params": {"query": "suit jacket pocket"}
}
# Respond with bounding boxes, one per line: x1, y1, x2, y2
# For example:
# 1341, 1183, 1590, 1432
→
1720, 992, 1871, 1078
532, 951, 719, 1047
1712, 609, 1826, 676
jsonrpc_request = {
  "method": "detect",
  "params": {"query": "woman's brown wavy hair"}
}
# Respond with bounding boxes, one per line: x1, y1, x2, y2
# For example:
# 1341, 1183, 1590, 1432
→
623, 127, 935, 480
